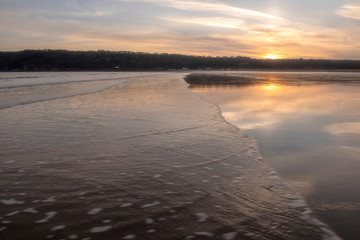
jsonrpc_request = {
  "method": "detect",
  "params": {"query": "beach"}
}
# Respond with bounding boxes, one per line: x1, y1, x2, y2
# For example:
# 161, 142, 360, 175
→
0, 72, 339, 239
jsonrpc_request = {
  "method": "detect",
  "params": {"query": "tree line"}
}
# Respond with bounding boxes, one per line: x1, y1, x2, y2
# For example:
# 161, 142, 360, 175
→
0, 50, 359, 71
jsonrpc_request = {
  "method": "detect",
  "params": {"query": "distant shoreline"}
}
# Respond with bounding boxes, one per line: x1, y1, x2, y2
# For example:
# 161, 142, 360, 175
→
2, 69, 360, 73
1, 50, 360, 71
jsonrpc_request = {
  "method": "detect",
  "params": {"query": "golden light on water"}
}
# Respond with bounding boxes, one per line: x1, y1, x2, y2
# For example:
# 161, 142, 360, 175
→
261, 84, 280, 91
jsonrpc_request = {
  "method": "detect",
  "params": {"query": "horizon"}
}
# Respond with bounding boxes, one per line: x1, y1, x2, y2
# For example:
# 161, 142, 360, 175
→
0, 0, 359, 60
3, 49, 360, 61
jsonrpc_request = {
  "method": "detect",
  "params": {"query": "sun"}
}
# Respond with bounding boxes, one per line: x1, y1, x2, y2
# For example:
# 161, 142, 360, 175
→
263, 54, 282, 59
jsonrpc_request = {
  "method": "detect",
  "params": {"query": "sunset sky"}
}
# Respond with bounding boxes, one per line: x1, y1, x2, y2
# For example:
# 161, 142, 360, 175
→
0, 0, 359, 59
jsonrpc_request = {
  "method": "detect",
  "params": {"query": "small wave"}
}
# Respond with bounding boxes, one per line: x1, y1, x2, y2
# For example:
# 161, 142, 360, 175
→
0, 81, 130, 110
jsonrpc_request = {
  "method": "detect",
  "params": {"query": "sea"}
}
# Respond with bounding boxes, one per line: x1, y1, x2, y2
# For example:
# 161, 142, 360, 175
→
0, 71, 347, 240
186, 71, 360, 240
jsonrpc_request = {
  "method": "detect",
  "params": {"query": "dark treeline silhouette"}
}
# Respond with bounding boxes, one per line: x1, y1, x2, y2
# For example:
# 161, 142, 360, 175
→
1, 50, 360, 71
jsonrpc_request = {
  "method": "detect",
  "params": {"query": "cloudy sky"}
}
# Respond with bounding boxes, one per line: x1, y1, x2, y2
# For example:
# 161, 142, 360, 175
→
0, 0, 359, 59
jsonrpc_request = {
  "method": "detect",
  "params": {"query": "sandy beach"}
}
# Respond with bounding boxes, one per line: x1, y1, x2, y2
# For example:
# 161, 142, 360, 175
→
0, 72, 339, 239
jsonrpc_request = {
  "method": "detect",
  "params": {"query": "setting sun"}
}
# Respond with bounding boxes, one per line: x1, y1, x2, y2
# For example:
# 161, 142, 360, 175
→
263, 55, 282, 59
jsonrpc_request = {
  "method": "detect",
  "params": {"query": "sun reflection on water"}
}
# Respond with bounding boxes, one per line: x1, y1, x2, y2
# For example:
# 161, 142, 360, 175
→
261, 83, 280, 91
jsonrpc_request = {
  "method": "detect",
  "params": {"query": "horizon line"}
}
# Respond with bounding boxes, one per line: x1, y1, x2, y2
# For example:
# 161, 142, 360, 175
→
1, 49, 360, 61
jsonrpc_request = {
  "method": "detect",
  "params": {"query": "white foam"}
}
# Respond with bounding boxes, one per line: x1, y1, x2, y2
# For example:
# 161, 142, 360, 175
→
141, 201, 160, 208
1, 198, 24, 205
23, 208, 38, 213
195, 212, 209, 222
147, 229, 155, 233
7, 211, 20, 216
41, 196, 56, 202
284, 193, 301, 200
222, 232, 237, 240
68, 235, 78, 239
289, 199, 307, 208
36, 211, 57, 223
153, 174, 162, 178
51, 225, 66, 231
122, 234, 136, 239
102, 220, 112, 223
87, 208, 102, 215
90, 226, 111, 233
121, 203, 133, 208
0, 226, 7, 232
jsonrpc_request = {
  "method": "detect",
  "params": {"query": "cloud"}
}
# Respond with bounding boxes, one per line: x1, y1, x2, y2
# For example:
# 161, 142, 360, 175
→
130, 0, 283, 21
336, 4, 360, 20
163, 17, 244, 29
1, 0, 360, 59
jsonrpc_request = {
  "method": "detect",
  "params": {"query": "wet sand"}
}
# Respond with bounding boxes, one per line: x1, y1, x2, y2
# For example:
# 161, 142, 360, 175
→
0, 73, 339, 239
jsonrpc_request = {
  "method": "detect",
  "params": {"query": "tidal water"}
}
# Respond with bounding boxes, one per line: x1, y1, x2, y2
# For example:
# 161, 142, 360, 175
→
0, 72, 339, 240
187, 71, 360, 240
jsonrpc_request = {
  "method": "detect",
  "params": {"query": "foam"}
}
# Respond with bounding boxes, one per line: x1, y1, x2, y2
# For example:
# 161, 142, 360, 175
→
51, 225, 66, 231
36, 211, 57, 223
141, 201, 160, 208
87, 208, 102, 215
89, 226, 111, 233
1, 198, 24, 205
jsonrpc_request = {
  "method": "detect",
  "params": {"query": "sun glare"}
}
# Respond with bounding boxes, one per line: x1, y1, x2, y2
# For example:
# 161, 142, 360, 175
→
263, 55, 282, 59
261, 84, 280, 91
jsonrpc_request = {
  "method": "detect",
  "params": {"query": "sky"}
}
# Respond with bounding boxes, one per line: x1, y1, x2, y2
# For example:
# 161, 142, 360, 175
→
0, 0, 359, 59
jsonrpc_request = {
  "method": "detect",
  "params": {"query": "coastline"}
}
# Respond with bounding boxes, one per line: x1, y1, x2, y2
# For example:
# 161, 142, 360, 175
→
183, 73, 341, 240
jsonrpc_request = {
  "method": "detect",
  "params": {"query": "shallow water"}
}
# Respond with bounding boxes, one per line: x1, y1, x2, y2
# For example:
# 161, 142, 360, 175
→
187, 71, 360, 240
0, 72, 338, 240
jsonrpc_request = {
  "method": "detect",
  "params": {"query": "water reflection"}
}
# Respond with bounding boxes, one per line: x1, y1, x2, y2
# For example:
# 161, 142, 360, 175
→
187, 72, 360, 240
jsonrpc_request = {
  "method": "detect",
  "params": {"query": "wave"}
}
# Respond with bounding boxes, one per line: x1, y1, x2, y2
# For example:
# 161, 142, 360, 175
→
0, 72, 165, 110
